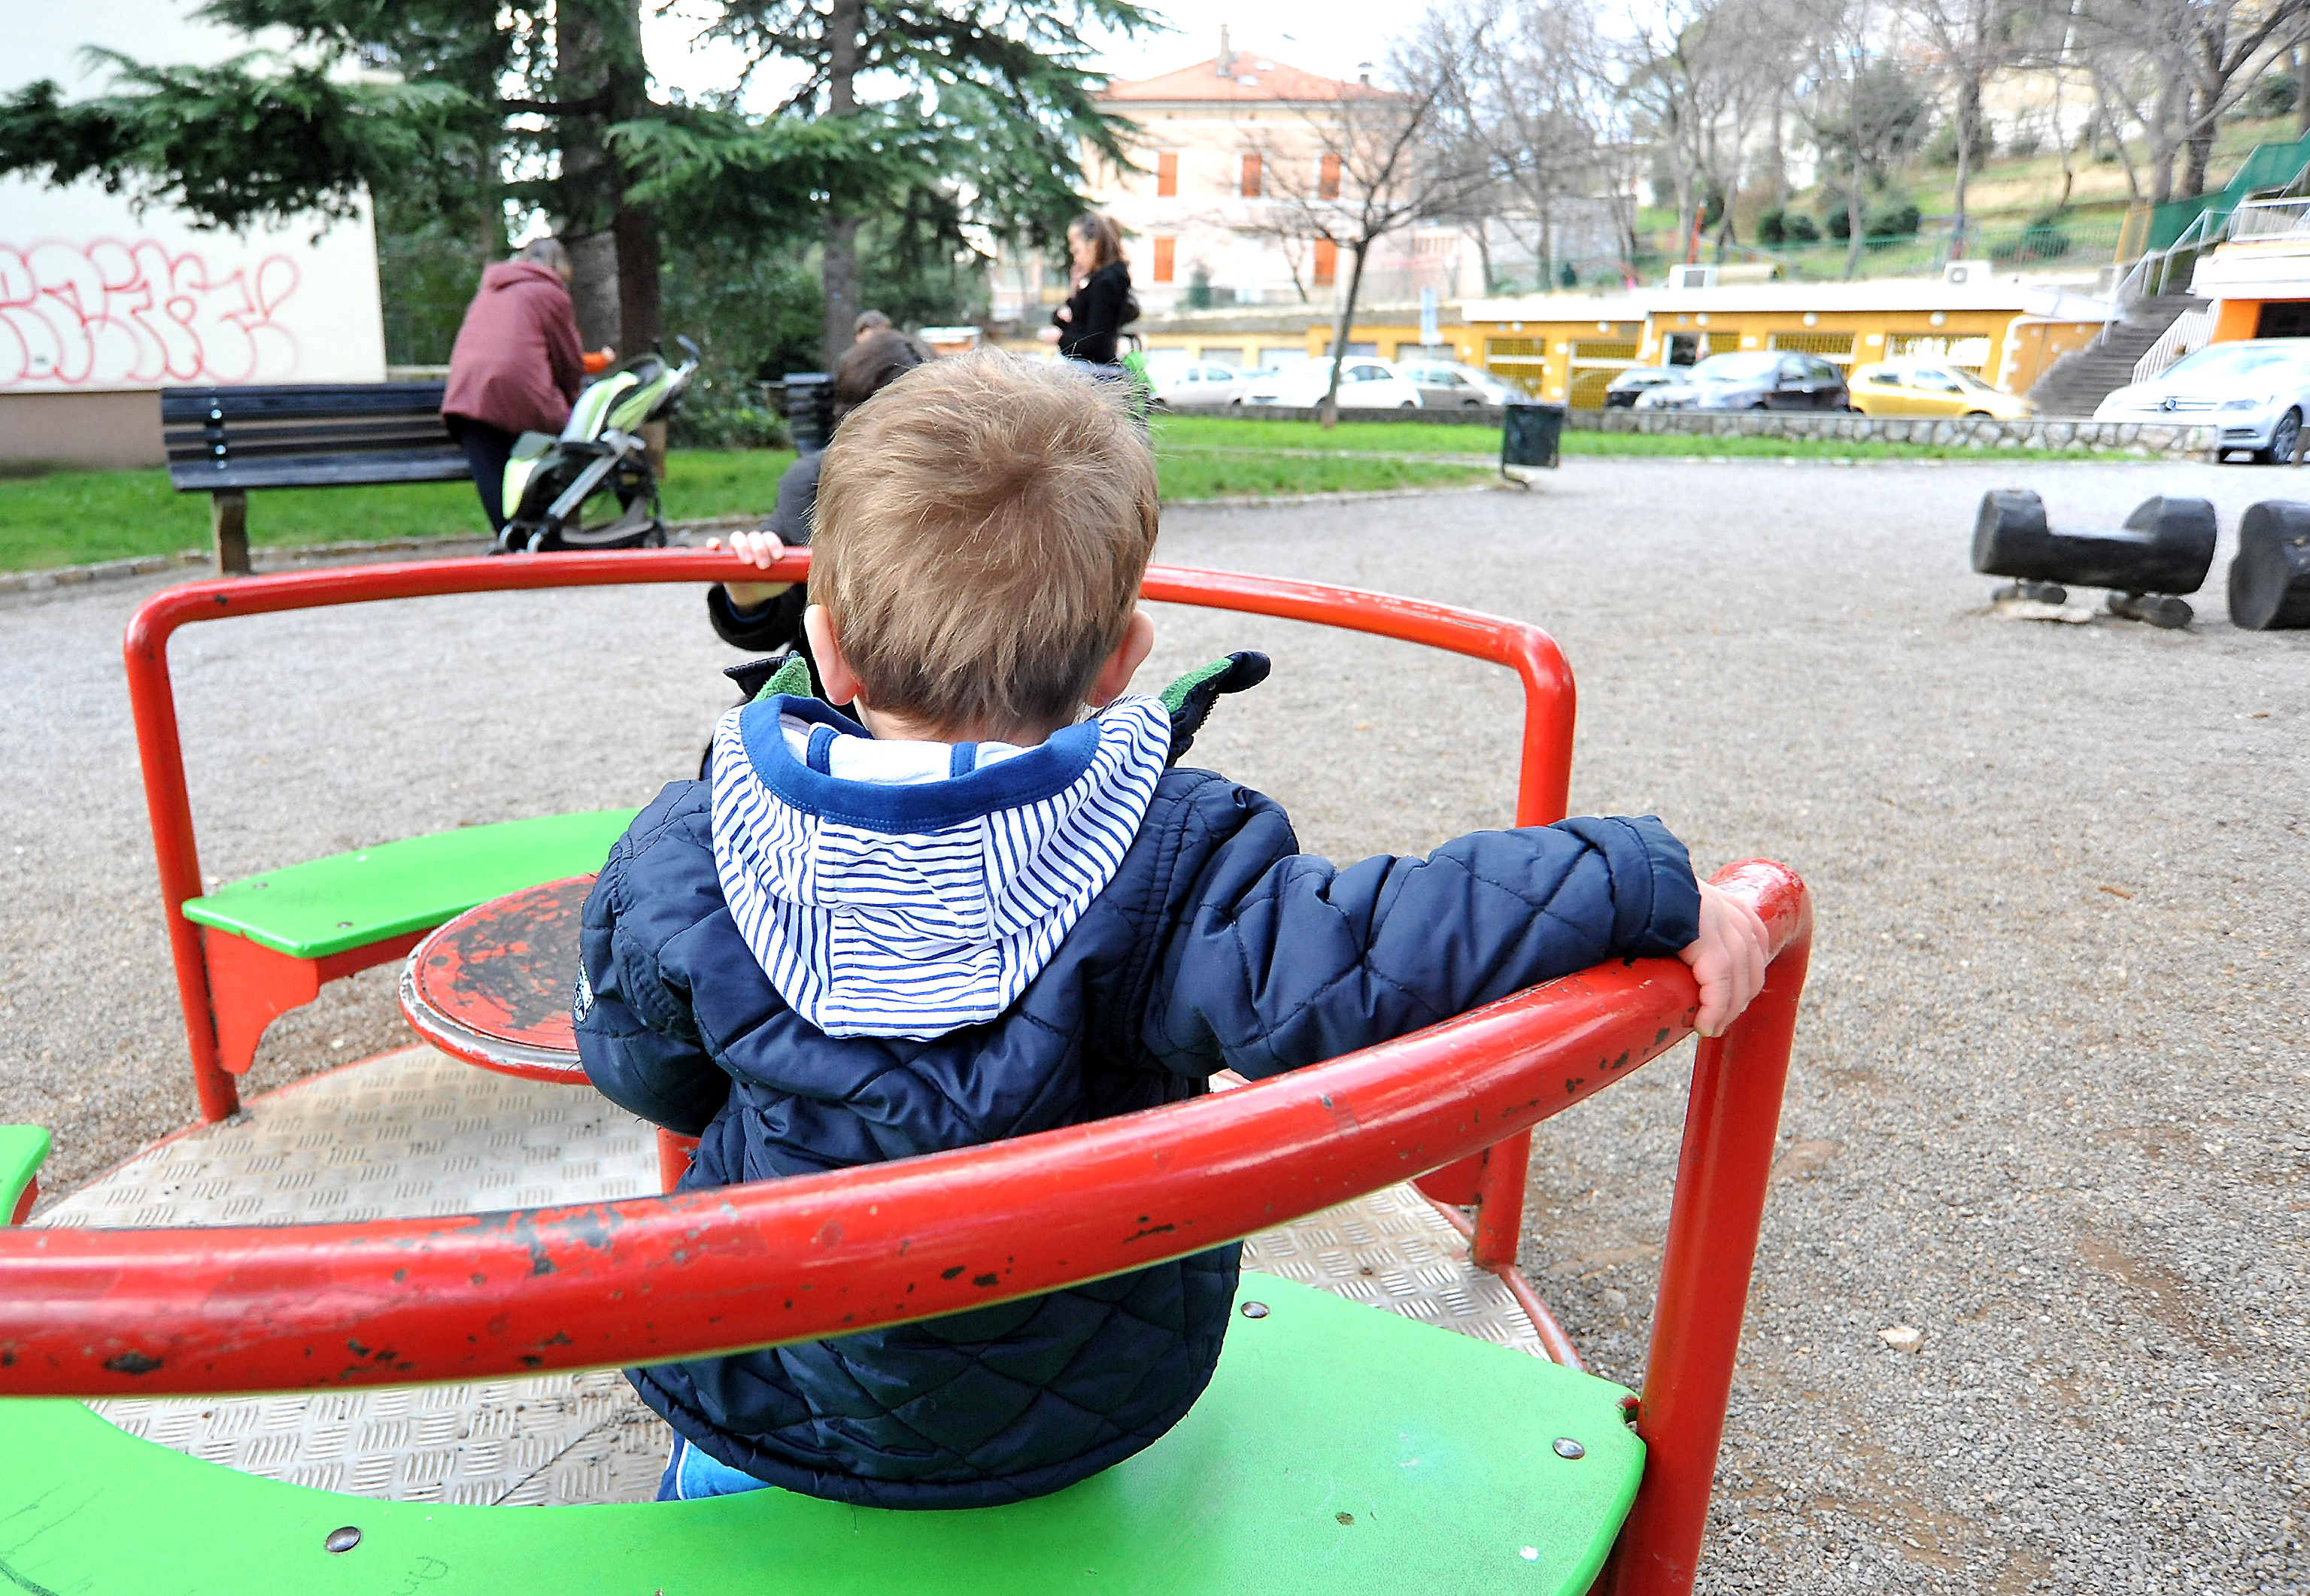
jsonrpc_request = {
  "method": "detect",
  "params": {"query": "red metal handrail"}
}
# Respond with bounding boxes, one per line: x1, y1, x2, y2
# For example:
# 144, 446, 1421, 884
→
122, 551, 1577, 1252
0, 863, 1804, 1596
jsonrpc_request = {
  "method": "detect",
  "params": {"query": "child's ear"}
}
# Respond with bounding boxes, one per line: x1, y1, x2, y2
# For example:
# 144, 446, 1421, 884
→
803, 605, 865, 708
1086, 609, 1156, 709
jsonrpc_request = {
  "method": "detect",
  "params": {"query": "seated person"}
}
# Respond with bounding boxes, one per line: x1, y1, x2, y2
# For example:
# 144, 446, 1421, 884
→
703, 329, 924, 691
575, 350, 1770, 1509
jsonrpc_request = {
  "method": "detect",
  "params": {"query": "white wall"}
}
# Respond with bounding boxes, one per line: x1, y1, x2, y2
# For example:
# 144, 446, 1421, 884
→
2, 2, 386, 394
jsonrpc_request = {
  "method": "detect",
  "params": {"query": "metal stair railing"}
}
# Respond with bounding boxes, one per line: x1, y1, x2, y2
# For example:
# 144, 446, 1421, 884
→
2132, 307, 2216, 383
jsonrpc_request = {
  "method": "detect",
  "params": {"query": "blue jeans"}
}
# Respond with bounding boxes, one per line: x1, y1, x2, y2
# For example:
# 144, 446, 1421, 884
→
658, 1435, 774, 1501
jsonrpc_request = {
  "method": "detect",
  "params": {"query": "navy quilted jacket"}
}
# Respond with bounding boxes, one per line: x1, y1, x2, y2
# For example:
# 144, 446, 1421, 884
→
575, 670, 1701, 1510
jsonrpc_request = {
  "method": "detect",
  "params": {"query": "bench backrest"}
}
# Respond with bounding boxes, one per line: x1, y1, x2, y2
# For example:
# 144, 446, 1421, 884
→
160, 384, 469, 493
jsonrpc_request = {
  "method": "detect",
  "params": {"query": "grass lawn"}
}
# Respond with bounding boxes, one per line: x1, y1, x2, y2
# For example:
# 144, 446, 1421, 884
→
0, 440, 1496, 572
0, 449, 797, 573
4, 419, 2141, 573
1156, 413, 2139, 464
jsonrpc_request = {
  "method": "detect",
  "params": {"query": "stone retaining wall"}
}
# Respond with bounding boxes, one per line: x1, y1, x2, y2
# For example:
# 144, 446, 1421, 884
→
1569, 407, 2217, 457
1201, 402, 2217, 457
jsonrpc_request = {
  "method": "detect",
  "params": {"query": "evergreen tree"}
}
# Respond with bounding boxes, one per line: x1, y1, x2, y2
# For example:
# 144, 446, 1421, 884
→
0, 0, 1146, 363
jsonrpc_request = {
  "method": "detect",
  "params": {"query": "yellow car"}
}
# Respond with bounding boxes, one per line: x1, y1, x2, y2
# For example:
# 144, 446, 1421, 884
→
1848, 357, 2037, 418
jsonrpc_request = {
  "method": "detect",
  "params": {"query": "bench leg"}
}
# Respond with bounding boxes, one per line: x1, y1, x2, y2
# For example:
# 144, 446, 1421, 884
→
210, 490, 250, 576
198, 927, 428, 1078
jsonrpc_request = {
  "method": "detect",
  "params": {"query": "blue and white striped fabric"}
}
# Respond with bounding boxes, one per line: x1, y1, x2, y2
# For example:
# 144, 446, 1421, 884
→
709, 693, 1173, 1041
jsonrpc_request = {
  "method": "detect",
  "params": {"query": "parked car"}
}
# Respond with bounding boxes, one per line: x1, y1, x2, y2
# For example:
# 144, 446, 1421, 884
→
1240, 357, 1425, 409
2093, 338, 2310, 462
1633, 350, 1851, 411
1145, 358, 1251, 409
1396, 360, 1516, 408
1603, 366, 1681, 408
1849, 357, 2035, 418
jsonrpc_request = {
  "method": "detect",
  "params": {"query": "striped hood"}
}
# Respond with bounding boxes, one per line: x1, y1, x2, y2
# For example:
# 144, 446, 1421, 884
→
708, 693, 1173, 1040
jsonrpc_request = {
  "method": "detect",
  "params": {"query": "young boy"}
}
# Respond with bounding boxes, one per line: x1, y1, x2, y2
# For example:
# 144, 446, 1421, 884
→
574, 350, 1769, 1509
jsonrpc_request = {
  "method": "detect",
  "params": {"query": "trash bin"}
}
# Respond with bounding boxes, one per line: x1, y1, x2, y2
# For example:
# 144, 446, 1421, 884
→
1501, 399, 1565, 479
782, 372, 836, 453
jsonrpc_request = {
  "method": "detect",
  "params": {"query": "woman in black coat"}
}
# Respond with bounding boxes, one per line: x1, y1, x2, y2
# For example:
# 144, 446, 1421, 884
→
1049, 212, 1135, 370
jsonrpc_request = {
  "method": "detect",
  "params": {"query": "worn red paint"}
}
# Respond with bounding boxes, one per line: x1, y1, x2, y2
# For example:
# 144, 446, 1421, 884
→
399, 876, 593, 1083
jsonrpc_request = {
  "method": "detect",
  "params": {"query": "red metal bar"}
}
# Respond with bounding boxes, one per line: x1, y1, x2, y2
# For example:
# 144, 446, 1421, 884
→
122, 554, 1576, 1124
0, 864, 1801, 1400
7, 1182, 34, 1228
1422, 1195, 1584, 1371
1600, 859, 1815, 1596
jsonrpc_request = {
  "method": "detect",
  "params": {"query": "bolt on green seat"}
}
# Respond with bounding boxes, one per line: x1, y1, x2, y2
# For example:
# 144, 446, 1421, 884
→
0, 1279, 1641, 1596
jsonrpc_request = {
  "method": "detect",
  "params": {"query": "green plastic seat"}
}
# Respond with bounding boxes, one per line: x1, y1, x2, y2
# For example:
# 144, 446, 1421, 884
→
179, 809, 639, 960
0, 1279, 1641, 1595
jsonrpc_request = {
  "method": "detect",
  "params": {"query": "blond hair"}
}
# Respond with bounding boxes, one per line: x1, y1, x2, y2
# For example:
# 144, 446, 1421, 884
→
812, 350, 1158, 735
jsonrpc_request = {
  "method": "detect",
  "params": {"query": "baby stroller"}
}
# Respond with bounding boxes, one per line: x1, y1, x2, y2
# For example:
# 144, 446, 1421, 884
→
493, 337, 700, 554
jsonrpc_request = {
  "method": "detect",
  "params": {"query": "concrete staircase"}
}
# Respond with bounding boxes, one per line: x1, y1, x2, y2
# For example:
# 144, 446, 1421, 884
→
2026, 295, 2210, 417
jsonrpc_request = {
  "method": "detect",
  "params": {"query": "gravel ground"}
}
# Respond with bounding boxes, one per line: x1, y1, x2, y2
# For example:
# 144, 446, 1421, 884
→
3, 457, 2305, 1591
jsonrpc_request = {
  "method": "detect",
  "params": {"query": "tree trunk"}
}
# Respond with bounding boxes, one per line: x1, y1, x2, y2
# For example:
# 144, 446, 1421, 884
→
556, 0, 658, 356
1845, 141, 1865, 279
2149, 73, 2181, 203
2299, 43, 2310, 138
821, 0, 866, 369
1953, 69, 1983, 251
1471, 223, 1493, 295
1319, 240, 1371, 431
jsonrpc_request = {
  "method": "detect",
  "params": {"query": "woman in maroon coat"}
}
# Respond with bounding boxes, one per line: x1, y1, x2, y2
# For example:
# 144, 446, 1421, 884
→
441, 238, 592, 530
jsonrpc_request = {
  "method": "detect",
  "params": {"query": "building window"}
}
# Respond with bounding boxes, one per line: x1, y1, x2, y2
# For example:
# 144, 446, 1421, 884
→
1313, 238, 1337, 285
1156, 151, 1178, 199
1319, 152, 1341, 200
1152, 236, 1176, 284
1240, 153, 1263, 198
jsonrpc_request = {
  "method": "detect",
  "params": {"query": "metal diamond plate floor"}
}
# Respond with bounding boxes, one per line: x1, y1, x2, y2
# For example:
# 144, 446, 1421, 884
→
36, 1045, 1538, 1505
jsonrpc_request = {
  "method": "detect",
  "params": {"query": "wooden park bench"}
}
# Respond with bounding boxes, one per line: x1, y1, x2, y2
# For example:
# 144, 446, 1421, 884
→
161, 384, 471, 574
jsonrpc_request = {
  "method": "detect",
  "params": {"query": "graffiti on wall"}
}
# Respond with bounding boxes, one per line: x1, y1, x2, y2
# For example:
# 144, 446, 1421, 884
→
0, 239, 302, 388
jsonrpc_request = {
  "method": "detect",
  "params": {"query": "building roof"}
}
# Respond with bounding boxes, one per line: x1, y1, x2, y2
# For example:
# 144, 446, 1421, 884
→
1100, 52, 1395, 105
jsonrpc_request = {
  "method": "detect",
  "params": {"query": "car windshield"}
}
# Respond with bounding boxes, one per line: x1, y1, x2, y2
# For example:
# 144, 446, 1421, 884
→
1947, 367, 1997, 393
2160, 344, 2310, 382
1685, 353, 1782, 383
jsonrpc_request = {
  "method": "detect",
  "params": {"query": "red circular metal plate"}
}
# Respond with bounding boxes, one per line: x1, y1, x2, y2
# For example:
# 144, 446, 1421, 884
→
398, 875, 593, 1083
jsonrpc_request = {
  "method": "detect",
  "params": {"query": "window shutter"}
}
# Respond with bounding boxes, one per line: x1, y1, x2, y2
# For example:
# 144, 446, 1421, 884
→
1156, 151, 1178, 199
1319, 153, 1341, 200
1152, 236, 1176, 284
1240, 153, 1263, 197
1313, 238, 1337, 285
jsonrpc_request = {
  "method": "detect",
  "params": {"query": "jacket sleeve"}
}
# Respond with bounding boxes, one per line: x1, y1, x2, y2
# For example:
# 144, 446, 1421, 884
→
543, 285, 584, 403
1146, 790, 1702, 1082
574, 784, 733, 1135
706, 582, 809, 654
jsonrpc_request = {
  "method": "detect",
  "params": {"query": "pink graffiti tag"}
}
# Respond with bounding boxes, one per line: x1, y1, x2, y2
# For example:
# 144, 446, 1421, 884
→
0, 239, 302, 387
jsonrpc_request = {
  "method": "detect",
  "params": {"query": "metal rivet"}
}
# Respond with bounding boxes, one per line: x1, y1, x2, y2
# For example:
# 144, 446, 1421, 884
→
323, 1525, 362, 1553
1239, 1300, 1269, 1318
1553, 1437, 1586, 1460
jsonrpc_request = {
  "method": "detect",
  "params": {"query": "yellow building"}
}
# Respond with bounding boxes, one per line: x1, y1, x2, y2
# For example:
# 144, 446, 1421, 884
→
1462, 278, 2111, 403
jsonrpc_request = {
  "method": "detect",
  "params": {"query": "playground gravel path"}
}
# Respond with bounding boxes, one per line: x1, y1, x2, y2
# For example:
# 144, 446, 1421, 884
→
4, 457, 2305, 1592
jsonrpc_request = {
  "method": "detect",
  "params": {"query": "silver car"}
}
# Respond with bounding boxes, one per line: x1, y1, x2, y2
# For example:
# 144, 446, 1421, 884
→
2094, 338, 2310, 462
1396, 360, 1516, 408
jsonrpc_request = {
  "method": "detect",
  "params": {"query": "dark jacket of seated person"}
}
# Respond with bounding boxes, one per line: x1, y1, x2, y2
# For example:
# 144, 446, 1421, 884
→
573, 661, 1703, 1510
706, 331, 928, 670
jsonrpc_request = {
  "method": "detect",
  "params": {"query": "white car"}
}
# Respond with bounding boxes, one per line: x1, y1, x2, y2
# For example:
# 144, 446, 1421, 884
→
2094, 338, 2310, 462
1145, 359, 1251, 408
1396, 360, 1516, 408
1240, 357, 1425, 409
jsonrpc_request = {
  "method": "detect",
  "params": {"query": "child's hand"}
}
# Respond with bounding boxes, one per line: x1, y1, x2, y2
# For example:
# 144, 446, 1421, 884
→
708, 529, 791, 611
1678, 879, 1771, 1038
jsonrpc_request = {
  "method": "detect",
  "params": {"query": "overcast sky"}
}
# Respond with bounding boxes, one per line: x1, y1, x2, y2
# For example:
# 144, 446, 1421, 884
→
642, 3, 1414, 105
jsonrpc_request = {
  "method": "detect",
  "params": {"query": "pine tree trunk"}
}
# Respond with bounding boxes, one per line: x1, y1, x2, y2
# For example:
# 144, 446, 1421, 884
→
821, 0, 866, 369
1953, 71, 1981, 251
555, 0, 658, 356
1319, 241, 1371, 431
